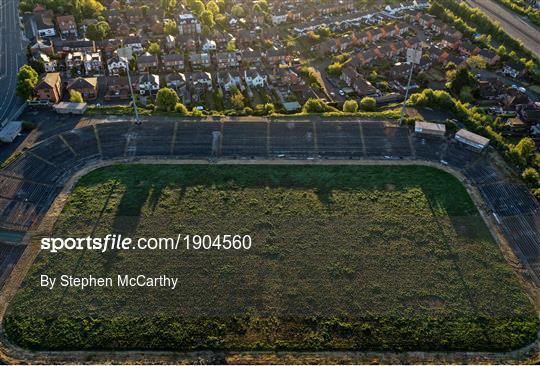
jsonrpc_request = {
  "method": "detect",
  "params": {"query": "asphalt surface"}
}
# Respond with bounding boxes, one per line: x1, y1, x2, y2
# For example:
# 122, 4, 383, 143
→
0, 0, 25, 127
466, 0, 540, 59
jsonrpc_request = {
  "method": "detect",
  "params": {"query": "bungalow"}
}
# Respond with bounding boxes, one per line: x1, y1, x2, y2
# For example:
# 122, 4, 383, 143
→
244, 69, 267, 87
137, 53, 159, 72
138, 73, 160, 95
34, 72, 62, 103
67, 77, 98, 100
162, 53, 185, 71
30, 39, 54, 57
352, 77, 376, 97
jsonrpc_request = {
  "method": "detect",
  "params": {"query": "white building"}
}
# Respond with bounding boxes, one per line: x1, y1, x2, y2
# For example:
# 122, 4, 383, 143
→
455, 129, 490, 150
244, 69, 267, 87
139, 74, 160, 95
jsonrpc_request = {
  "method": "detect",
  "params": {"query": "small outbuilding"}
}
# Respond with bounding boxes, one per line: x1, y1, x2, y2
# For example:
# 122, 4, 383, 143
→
455, 128, 489, 150
53, 102, 88, 115
414, 121, 446, 137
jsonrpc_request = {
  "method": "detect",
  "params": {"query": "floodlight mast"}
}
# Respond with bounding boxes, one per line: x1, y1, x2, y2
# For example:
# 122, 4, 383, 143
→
399, 47, 422, 127
117, 47, 140, 125
123, 57, 140, 125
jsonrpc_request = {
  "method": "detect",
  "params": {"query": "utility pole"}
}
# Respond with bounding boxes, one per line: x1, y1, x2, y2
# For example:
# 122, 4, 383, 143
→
399, 47, 422, 127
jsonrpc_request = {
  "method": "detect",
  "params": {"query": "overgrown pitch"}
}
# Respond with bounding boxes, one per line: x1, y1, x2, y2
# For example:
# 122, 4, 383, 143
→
4, 165, 538, 351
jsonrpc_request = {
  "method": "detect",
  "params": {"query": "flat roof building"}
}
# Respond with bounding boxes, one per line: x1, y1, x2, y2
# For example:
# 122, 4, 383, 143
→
415, 121, 446, 137
455, 129, 489, 150
53, 102, 88, 115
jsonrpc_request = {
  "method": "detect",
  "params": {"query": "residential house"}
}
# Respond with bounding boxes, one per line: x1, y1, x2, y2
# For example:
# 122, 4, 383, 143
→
216, 52, 239, 68
352, 77, 376, 97
459, 42, 480, 56
126, 7, 143, 25
165, 72, 186, 90
104, 75, 131, 100
177, 13, 201, 35
84, 52, 104, 75
67, 77, 98, 100
35, 52, 57, 72
97, 39, 121, 57
34, 72, 62, 103
236, 29, 257, 47
440, 34, 460, 49
189, 53, 211, 69
65, 51, 85, 71
240, 48, 262, 65
269, 67, 302, 87
137, 52, 159, 72
165, 35, 176, 50
56, 15, 77, 38
265, 47, 291, 65
30, 39, 54, 57
217, 71, 242, 91
503, 60, 527, 78
191, 71, 213, 90
123, 35, 144, 53
244, 69, 267, 87
107, 54, 128, 75
202, 39, 217, 52
34, 9, 56, 37
341, 66, 359, 86
477, 48, 500, 65
55, 39, 95, 55
138, 73, 160, 95
162, 53, 185, 71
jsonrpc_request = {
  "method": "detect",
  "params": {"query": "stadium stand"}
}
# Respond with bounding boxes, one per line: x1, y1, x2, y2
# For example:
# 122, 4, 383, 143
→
0, 119, 538, 286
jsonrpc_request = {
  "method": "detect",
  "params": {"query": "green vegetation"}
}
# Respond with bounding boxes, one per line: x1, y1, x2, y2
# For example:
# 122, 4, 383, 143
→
492, 0, 540, 26
16, 65, 38, 101
360, 97, 377, 112
155, 87, 180, 112
409, 89, 540, 197
69, 90, 84, 103
5, 164, 537, 351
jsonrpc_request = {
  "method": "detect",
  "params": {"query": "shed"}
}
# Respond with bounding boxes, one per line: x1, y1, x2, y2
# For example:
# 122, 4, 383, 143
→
415, 121, 446, 136
53, 102, 88, 115
455, 129, 489, 150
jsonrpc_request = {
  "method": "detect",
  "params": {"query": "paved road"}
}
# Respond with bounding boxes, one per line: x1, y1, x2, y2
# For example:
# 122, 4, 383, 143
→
0, 0, 25, 127
466, 0, 540, 59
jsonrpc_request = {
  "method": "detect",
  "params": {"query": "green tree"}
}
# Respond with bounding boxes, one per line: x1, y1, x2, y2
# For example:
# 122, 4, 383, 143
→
86, 21, 110, 41
343, 100, 358, 113
191, 0, 205, 15
175, 102, 188, 115
327, 62, 343, 75
230, 90, 245, 110
206, 0, 219, 14
448, 66, 477, 97
28, 59, 45, 74
200, 9, 215, 28
522, 167, 540, 186
231, 3, 244, 17
79, 0, 105, 18
156, 87, 179, 111
302, 98, 333, 113
147, 42, 162, 56
466, 55, 487, 69
16, 65, 38, 100
164, 19, 178, 35
359, 97, 376, 111
69, 90, 84, 103
510, 137, 537, 168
